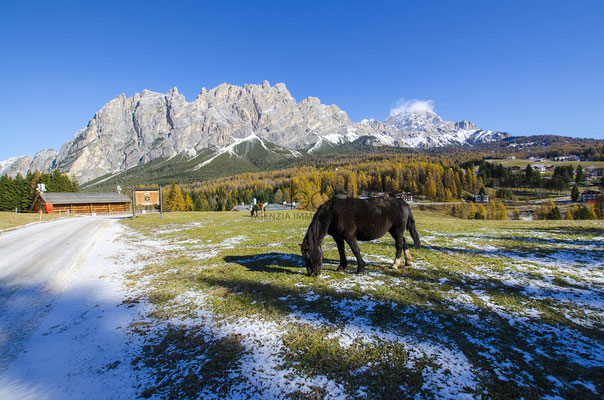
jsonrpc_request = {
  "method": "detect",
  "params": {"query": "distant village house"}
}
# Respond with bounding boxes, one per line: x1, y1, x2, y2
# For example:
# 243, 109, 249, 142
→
581, 190, 601, 204
473, 194, 490, 203
394, 192, 413, 202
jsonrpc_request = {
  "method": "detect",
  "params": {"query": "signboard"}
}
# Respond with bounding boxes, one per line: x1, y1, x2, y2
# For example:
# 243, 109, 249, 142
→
134, 190, 160, 206
132, 187, 163, 219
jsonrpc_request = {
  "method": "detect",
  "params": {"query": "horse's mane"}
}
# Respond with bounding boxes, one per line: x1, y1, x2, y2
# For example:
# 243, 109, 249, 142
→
303, 200, 332, 247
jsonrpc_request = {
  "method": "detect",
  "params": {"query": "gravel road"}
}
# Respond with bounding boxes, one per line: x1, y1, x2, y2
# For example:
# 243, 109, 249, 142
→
0, 215, 145, 399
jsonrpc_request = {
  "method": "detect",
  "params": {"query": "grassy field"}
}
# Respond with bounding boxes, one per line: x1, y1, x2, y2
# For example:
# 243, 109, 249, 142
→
120, 211, 603, 400
486, 158, 604, 169
0, 211, 67, 231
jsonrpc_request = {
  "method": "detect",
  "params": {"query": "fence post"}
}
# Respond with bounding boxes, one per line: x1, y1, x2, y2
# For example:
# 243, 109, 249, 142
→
14, 208, 17, 225
39, 209, 42, 221
159, 186, 163, 219
132, 188, 136, 219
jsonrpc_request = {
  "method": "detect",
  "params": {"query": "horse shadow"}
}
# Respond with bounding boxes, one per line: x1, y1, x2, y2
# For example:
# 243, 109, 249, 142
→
224, 253, 373, 274
223, 253, 304, 274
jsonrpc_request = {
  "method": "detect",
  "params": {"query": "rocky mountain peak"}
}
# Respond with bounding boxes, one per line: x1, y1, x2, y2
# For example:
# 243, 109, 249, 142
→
0, 81, 509, 182
455, 120, 478, 130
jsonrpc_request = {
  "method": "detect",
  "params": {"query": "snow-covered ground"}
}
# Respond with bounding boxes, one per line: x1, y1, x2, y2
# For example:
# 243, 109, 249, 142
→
125, 216, 603, 399
1, 214, 602, 399
0, 216, 150, 399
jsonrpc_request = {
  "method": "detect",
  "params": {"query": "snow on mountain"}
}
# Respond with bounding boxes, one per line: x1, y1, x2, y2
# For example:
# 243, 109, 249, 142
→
361, 108, 507, 148
0, 82, 509, 183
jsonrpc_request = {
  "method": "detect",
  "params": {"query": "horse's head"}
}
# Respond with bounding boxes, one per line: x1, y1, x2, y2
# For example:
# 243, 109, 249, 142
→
300, 241, 322, 276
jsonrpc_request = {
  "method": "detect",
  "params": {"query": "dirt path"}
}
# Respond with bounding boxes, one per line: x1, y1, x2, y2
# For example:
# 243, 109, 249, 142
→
0, 215, 147, 399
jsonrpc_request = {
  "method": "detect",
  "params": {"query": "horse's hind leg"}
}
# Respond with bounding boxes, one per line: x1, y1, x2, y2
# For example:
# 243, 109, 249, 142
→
334, 236, 348, 272
402, 236, 412, 266
344, 235, 366, 274
389, 228, 404, 270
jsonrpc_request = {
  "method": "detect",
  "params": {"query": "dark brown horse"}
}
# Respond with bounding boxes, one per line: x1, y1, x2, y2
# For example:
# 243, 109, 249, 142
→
300, 195, 420, 276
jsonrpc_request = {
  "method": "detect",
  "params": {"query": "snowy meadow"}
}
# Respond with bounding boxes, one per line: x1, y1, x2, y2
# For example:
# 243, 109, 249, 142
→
121, 211, 603, 400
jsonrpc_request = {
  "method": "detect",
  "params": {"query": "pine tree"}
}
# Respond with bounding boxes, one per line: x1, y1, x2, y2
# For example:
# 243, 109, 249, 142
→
571, 185, 580, 202
575, 165, 585, 185
574, 205, 593, 220
525, 164, 535, 187
424, 176, 437, 198
165, 184, 186, 211
497, 202, 507, 220
594, 195, 604, 219
455, 172, 463, 198
0, 175, 14, 210
565, 209, 573, 220
184, 194, 194, 211
476, 204, 487, 220
467, 203, 477, 219
347, 174, 358, 197
590, 204, 598, 220
547, 205, 561, 220
71, 174, 80, 192
488, 200, 497, 220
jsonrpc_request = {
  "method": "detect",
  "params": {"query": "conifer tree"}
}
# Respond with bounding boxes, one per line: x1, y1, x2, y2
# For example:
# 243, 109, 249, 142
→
165, 184, 186, 211
424, 176, 437, 198
467, 203, 477, 219
497, 202, 507, 220
594, 195, 604, 219
570, 185, 580, 202
488, 200, 497, 220
71, 174, 80, 192
476, 204, 487, 220
575, 165, 585, 185
184, 194, 194, 211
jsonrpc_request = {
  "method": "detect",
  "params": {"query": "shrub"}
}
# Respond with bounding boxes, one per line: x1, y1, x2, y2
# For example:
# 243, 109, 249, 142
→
574, 205, 595, 220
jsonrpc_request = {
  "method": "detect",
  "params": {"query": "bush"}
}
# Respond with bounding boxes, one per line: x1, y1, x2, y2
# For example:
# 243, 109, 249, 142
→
496, 189, 511, 199
547, 206, 562, 220
574, 205, 595, 220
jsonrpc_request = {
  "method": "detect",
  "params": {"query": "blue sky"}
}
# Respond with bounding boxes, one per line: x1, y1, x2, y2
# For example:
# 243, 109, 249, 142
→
1, 0, 603, 160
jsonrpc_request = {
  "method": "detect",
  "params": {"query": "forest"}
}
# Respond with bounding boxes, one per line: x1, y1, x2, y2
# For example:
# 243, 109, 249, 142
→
2, 149, 602, 220
155, 154, 601, 220
0, 171, 79, 211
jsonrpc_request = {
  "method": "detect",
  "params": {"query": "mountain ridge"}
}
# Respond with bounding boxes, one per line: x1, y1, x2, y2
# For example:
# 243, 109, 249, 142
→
1, 81, 510, 183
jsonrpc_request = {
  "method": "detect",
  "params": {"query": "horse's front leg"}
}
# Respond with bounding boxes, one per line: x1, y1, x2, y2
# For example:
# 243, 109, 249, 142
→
334, 236, 348, 272
345, 235, 366, 274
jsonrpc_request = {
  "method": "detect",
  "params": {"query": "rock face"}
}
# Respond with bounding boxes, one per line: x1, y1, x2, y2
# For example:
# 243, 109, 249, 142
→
0, 81, 509, 182
0, 156, 32, 178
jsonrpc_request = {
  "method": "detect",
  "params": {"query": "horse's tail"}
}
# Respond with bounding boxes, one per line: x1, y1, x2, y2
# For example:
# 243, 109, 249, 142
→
406, 211, 421, 249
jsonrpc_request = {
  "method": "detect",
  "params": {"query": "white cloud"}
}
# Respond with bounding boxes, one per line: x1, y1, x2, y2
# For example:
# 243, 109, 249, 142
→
390, 99, 435, 116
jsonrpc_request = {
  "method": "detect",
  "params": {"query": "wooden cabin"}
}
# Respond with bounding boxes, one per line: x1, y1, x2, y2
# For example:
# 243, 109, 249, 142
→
31, 192, 132, 214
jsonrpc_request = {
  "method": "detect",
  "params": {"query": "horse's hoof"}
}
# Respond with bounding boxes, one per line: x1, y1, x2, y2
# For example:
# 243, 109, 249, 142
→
389, 264, 399, 270
355, 268, 366, 274
405, 262, 412, 267
336, 265, 347, 272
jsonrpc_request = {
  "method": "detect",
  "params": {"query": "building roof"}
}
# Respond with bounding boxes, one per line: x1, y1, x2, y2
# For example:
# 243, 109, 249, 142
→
39, 192, 132, 204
